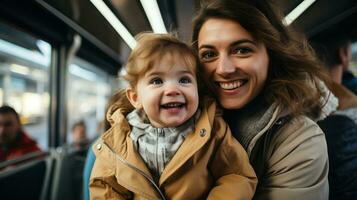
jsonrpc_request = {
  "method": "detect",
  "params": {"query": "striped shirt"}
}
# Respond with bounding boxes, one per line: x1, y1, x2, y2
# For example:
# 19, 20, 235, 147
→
127, 109, 198, 183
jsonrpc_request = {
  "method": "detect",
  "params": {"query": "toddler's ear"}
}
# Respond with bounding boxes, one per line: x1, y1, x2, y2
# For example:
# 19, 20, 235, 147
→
126, 88, 142, 109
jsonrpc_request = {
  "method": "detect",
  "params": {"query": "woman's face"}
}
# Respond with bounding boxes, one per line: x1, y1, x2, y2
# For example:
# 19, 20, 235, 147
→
198, 18, 269, 109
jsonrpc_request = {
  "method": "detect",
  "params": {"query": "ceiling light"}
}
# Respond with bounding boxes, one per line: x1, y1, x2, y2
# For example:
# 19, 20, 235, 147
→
90, 0, 137, 49
10, 64, 30, 75
0, 39, 50, 66
140, 0, 168, 33
283, 0, 316, 26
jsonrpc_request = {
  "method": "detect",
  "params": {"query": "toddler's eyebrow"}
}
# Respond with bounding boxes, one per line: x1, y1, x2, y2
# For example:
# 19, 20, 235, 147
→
146, 71, 162, 76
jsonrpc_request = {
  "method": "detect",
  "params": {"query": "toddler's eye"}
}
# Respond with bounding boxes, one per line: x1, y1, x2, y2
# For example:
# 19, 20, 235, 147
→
179, 76, 192, 84
150, 78, 163, 85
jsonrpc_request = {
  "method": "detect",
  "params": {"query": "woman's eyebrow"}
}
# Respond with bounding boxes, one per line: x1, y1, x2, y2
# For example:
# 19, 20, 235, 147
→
230, 39, 257, 47
199, 39, 257, 50
198, 44, 215, 50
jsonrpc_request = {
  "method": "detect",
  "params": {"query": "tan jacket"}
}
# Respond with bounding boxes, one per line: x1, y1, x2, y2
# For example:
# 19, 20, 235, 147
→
89, 99, 257, 200
246, 105, 329, 200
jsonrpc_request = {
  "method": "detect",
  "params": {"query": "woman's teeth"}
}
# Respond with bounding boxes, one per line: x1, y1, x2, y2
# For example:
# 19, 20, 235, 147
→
219, 80, 245, 90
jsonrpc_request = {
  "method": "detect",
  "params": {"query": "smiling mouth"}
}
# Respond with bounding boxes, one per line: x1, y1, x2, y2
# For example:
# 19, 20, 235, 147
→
217, 80, 247, 90
161, 102, 185, 109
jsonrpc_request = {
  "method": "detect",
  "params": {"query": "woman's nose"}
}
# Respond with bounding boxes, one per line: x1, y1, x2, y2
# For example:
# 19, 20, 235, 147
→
216, 55, 236, 75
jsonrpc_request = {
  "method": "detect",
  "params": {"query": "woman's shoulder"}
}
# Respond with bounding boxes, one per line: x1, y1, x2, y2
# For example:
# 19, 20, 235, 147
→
272, 115, 325, 146
253, 114, 329, 199
269, 115, 327, 161
286, 115, 323, 134
250, 114, 327, 164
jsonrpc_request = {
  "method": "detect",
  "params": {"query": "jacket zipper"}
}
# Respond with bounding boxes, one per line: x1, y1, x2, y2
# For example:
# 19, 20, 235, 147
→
156, 128, 160, 181
103, 141, 167, 200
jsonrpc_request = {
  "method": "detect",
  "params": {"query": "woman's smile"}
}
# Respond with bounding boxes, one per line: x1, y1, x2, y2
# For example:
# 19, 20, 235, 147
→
217, 79, 248, 90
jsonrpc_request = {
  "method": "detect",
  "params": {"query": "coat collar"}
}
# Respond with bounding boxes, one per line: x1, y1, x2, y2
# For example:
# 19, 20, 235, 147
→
127, 109, 195, 146
223, 95, 280, 154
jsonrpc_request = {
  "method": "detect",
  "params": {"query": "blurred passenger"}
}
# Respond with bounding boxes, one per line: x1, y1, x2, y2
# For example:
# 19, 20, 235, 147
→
341, 41, 357, 95
316, 37, 357, 94
0, 105, 41, 162
313, 36, 357, 118
314, 37, 357, 200
71, 120, 89, 150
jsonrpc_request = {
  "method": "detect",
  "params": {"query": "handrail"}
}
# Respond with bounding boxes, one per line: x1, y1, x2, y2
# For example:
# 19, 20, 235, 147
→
0, 151, 49, 170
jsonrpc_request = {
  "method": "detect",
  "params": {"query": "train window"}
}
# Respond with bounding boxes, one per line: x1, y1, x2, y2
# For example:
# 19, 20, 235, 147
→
66, 57, 114, 146
0, 22, 51, 162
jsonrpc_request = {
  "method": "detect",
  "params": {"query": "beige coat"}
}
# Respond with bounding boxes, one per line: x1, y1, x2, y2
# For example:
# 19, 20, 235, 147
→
89, 99, 257, 200
246, 105, 329, 200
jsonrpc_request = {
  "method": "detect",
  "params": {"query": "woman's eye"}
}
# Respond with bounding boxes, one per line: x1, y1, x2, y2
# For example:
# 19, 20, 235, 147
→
232, 47, 252, 55
179, 76, 192, 84
150, 78, 163, 85
200, 51, 216, 61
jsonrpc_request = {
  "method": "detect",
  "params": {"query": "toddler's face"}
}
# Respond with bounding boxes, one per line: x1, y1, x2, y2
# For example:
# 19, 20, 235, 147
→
127, 54, 199, 128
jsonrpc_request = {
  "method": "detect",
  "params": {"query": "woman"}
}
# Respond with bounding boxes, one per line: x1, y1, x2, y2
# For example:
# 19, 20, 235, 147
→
192, 0, 331, 199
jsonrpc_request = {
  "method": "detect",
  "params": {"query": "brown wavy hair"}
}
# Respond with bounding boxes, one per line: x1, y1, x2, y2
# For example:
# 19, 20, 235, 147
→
125, 32, 199, 89
192, 0, 331, 117
110, 32, 203, 119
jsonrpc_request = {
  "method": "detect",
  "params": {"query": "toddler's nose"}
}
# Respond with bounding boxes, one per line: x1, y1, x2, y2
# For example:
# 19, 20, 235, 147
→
165, 83, 181, 96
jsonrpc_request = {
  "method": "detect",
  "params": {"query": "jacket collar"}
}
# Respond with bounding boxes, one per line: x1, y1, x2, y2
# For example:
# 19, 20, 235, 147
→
223, 81, 338, 156
223, 96, 279, 153
127, 109, 195, 146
